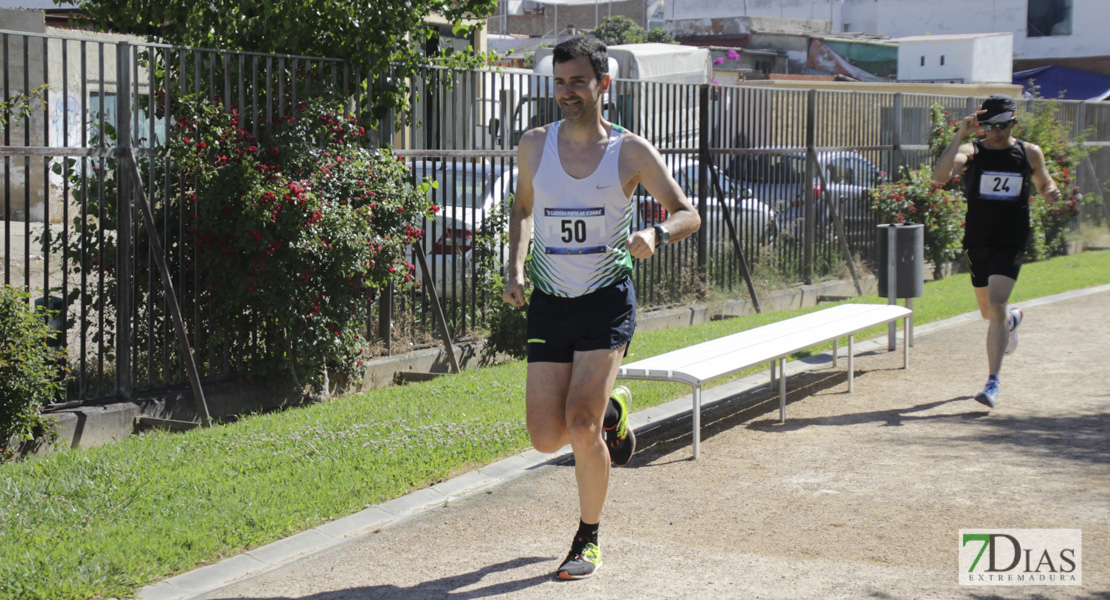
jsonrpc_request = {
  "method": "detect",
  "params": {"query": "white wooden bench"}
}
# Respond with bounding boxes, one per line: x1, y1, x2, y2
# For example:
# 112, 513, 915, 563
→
618, 303, 913, 459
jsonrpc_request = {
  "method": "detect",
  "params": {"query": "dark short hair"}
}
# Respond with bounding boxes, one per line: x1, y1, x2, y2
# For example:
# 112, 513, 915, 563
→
552, 37, 609, 81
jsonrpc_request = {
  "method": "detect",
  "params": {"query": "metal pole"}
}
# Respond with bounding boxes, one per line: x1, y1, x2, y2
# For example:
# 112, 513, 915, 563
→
887, 224, 897, 351
692, 385, 701, 459
125, 150, 211, 426
708, 162, 760, 312
116, 42, 132, 399
413, 243, 460, 374
804, 88, 817, 284
892, 93, 905, 177
696, 85, 710, 293
814, 160, 862, 295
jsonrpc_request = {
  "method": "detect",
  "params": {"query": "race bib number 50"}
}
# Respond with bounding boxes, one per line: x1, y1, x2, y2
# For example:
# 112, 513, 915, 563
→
979, 171, 1023, 201
543, 207, 606, 255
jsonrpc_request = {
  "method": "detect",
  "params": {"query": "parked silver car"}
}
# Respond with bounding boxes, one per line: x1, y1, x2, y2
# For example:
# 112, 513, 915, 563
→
727, 150, 884, 237
637, 158, 778, 245
407, 160, 516, 298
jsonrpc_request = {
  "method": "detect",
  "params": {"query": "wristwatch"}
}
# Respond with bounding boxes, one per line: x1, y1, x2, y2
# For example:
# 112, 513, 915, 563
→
652, 223, 670, 247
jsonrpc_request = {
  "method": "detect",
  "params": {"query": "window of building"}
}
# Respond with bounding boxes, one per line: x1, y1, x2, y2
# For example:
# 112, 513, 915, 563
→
940, 55, 945, 66
1028, 0, 1073, 37
920, 56, 925, 67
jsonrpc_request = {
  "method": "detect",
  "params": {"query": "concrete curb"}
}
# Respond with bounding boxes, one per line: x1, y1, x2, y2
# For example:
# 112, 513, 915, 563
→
133, 282, 1110, 600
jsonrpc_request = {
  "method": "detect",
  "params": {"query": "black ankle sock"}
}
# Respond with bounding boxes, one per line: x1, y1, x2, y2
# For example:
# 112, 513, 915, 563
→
576, 519, 599, 547
602, 398, 620, 430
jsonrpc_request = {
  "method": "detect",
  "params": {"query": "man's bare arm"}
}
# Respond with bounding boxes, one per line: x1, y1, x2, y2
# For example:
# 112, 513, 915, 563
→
502, 129, 542, 306
621, 135, 701, 259
933, 111, 985, 185
1025, 143, 1063, 204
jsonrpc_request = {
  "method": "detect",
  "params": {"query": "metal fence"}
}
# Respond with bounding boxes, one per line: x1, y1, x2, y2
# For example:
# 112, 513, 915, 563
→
3, 29, 1109, 406
1, 30, 364, 405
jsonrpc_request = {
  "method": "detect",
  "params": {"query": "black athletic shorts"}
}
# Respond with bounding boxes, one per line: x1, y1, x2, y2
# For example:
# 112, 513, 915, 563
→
526, 277, 636, 363
965, 245, 1024, 288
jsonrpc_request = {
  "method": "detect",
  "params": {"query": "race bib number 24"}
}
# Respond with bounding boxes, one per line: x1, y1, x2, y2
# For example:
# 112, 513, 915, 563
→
979, 171, 1023, 201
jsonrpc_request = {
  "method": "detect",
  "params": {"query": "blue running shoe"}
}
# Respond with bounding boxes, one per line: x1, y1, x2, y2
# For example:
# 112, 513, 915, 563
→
975, 376, 1000, 409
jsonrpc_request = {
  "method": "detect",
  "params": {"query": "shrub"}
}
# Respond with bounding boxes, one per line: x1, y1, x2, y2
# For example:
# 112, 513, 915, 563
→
476, 197, 529, 361
1011, 97, 1099, 259
0, 286, 63, 451
52, 96, 436, 398
170, 96, 435, 394
870, 167, 967, 278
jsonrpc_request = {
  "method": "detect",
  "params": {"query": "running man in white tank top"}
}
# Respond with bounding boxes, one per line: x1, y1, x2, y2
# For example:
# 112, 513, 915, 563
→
502, 38, 700, 581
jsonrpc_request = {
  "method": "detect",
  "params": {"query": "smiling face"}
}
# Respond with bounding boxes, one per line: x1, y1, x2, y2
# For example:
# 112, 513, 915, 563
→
552, 55, 609, 124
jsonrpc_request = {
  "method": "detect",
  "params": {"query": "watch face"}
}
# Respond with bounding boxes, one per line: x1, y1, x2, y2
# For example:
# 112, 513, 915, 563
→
654, 224, 669, 246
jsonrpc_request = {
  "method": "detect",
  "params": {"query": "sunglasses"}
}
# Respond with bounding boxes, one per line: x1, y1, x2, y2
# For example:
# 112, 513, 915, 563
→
979, 121, 1013, 132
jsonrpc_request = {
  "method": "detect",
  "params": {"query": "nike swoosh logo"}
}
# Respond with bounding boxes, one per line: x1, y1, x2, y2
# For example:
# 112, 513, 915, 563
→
596, 185, 611, 190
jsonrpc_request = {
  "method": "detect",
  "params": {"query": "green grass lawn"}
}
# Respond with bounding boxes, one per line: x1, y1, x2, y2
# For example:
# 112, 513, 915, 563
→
2, 249, 1108, 599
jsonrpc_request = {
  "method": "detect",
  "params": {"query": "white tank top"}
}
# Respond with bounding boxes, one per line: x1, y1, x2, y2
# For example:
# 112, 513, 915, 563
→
530, 121, 634, 298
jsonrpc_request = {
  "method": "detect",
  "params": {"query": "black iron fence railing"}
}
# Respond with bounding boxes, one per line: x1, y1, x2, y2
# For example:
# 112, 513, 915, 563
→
3, 30, 1108, 406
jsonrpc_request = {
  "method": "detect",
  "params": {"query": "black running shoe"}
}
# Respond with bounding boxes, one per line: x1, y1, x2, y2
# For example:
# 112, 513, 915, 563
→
605, 385, 636, 467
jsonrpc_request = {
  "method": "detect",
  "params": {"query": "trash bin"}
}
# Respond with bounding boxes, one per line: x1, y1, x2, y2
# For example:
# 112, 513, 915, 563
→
34, 295, 66, 348
876, 223, 924, 299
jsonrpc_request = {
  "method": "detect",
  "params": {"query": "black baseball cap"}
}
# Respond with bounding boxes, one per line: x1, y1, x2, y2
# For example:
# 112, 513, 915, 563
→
979, 94, 1016, 123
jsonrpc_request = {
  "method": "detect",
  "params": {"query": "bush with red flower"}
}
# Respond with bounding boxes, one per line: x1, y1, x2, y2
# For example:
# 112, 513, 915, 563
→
166, 96, 434, 396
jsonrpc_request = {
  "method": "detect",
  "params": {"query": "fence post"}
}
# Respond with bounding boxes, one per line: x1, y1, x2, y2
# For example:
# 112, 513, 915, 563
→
697, 84, 709, 289
804, 88, 817, 285
1076, 101, 1090, 225
892, 93, 905, 176
378, 101, 395, 352
115, 41, 132, 399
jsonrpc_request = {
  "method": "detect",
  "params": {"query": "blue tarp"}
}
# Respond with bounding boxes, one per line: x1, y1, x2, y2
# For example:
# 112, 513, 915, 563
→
1013, 65, 1110, 101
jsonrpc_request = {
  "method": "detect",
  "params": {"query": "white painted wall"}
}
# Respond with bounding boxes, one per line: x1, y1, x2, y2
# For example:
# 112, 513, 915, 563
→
897, 37, 976, 83
895, 34, 1013, 84
972, 34, 1016, 83
667, 0, 1108, 60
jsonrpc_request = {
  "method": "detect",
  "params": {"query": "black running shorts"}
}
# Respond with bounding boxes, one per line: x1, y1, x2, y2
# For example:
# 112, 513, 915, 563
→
965, 245, 1024, 288
526, 277, 636, 363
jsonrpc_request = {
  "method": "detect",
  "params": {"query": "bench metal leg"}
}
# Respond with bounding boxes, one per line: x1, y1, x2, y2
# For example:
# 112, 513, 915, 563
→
769, 360, 776, 391
904, 316, 910, 369
848, 335, 855, 393
779, 357, 787, 423
907, 298, 915, 347
692, 385, 702, 460
832, 338, 839, 368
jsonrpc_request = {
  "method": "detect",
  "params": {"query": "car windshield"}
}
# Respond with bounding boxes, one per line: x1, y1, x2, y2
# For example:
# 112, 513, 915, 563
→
733, 154, 805, 184
414, 168, 492, 210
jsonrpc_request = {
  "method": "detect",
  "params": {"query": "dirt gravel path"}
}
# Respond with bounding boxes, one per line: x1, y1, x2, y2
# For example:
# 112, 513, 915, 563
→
200, 289, 1110, 600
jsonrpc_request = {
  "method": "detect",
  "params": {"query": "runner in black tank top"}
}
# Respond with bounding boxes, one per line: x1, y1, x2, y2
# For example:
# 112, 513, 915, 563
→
932, 95, 1062, 410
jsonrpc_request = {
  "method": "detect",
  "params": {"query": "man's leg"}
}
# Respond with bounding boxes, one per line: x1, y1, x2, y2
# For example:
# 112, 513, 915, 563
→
984, 274, 1017, 377
566, 346, 625, 524
524, 349, 624, 521
525, 361, 573, 453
